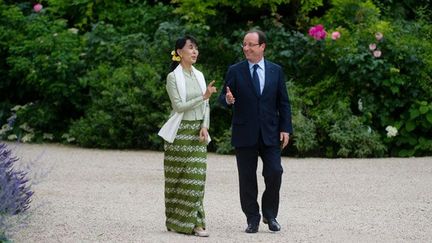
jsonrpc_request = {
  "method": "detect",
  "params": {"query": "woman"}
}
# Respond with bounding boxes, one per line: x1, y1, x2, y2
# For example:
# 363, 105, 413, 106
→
158, 35, 217, 237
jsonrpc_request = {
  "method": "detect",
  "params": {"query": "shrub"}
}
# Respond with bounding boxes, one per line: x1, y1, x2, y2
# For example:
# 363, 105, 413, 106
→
1, 1, 431, 157
0, 142, 33, 240
1, 2, 87, 142
263, 1, 432, 157
69, 62, 166, 149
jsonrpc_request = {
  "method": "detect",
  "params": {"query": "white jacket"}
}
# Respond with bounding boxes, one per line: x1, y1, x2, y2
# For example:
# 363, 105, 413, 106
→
158, 65, 210, 143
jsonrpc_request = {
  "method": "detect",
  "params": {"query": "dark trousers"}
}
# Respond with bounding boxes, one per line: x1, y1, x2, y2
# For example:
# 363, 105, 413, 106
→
235, 134, 283, 225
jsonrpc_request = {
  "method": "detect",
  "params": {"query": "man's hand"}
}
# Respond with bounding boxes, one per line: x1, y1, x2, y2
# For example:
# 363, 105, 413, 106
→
280, 132, 290, 149
226, 86, 235, 104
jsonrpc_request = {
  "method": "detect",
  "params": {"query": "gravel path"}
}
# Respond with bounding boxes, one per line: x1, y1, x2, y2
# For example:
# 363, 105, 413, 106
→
6, 143, 432, 242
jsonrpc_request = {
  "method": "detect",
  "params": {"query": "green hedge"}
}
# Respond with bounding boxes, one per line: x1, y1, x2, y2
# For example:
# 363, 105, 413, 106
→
0, 0, 431, 157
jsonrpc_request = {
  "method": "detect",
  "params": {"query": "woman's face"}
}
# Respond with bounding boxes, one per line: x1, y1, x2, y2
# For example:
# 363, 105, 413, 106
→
178, 39, 199, 66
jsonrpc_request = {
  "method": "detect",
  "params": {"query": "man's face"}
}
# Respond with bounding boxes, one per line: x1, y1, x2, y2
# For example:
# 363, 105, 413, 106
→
242, 32, 265, 63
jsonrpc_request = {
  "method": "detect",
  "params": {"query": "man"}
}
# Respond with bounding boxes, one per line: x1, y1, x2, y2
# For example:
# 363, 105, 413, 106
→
218, 29, 293, 233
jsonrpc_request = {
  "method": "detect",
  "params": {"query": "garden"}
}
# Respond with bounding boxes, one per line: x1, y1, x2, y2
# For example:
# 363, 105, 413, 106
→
1, 0, 432, 241
0, 0, 431, 158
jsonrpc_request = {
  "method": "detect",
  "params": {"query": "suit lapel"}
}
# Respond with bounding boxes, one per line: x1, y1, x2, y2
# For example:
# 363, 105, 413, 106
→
241, 61, 260, 98
263, 60, 274, 96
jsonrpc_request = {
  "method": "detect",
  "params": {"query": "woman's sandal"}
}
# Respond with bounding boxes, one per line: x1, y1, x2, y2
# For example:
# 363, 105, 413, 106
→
193, 227, 209, 237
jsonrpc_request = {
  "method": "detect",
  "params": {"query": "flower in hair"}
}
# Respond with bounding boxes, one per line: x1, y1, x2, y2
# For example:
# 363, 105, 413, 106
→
171, 50, 181, 62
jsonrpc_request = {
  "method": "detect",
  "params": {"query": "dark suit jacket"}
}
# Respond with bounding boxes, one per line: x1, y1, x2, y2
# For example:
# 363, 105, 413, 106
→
219, 60, 293, 148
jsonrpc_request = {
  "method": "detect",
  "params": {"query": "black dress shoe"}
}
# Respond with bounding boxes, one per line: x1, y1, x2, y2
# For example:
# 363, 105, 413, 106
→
245, 223, 259, 233
263, 218, 281, 231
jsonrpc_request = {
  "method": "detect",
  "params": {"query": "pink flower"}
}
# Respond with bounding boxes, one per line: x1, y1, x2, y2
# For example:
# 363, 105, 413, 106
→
308, 24, 327, 40
33, 3, 43, 12
373, 50, 382, 58
331, 31, 341, 40
375, 32, 383, 41
369, 43, 376, 51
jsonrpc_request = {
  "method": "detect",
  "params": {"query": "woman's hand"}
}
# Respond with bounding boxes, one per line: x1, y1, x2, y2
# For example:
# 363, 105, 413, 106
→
203, 80, 217, 100
199, 127, 209, 143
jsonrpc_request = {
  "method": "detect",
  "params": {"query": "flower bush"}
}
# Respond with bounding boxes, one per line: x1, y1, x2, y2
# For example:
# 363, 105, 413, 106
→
283, 1, 431, 157
0, 0, 431, 157
0, 143, 33, 240
0, 1, 174, 149
261, 0, 432, 157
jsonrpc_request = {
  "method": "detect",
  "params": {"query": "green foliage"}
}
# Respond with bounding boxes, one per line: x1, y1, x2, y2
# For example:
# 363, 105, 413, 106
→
67, 15, 176, 148
171, 0, 294, 27
281, 1, 432, 157
372, 0, 432, 21
1, 3, 86, 141
321, 0, 381, 27
0, 1, 176, 147
172, 0, 217, 23
69, 62, 165, 149
292, 110, 318, 154
0, 0, 431, 157
396, 100, 432, 157
257, 0, 431, 157
300, 0, 324, 14
213, 128, 234, 154
323, 101, 386, 157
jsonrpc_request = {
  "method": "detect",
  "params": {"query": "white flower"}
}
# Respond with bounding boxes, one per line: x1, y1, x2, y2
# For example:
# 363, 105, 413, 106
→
7, 134, 18, 140
62, 133, 76, 143
375, 32, 383, 41
358, 98, 363, 111
0, 124, 12, 135
22, 133, 34, 143
68, 28, 79, 34
385, 126, 398, 138
43, 133, 54, 140
11, 105, 23, 111
19, 123, 34, 133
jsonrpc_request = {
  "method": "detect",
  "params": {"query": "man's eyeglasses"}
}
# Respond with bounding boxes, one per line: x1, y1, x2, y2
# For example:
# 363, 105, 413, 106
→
241, 43, 261, 48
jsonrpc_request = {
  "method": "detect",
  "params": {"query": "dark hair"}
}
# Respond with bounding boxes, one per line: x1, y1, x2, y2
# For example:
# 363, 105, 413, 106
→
246, 29, 267, 45
170, 35, 198, 72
